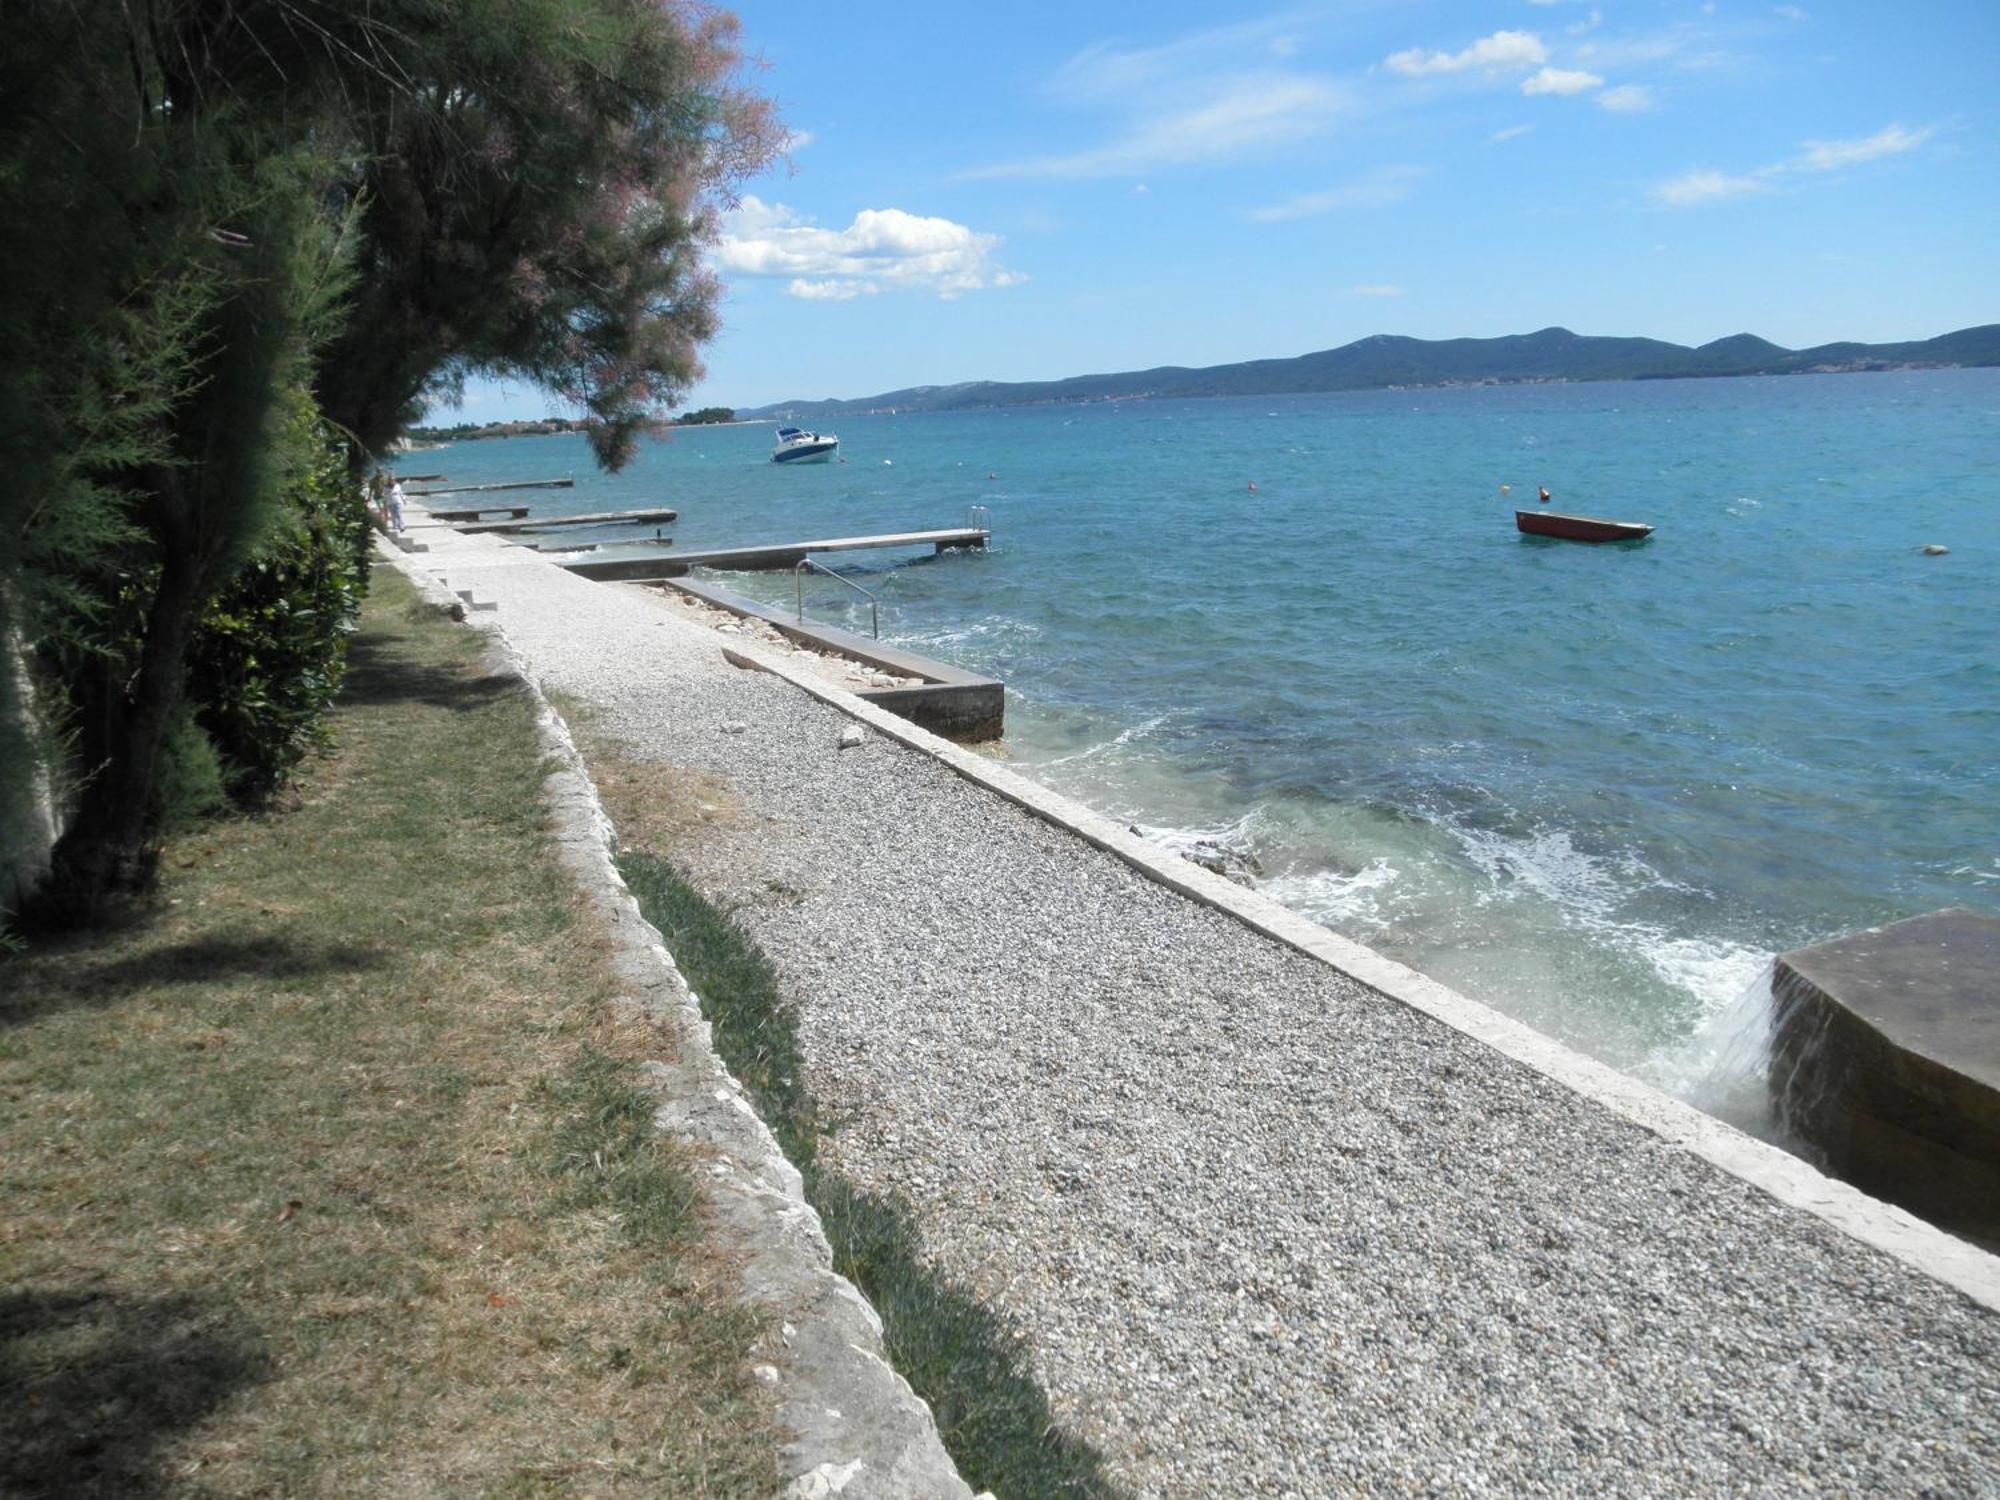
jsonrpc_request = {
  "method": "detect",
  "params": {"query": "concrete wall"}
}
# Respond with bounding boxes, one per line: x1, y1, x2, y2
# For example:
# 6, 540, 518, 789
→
1772, 908, 2000, 1246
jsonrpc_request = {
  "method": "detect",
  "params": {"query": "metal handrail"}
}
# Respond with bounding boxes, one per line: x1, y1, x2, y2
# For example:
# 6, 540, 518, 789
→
965, 504, 991, 530
795, 557, 880, 638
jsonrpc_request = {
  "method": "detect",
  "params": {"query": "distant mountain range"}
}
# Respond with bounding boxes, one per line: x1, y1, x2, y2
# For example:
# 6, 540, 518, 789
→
742, 323, 2000, 420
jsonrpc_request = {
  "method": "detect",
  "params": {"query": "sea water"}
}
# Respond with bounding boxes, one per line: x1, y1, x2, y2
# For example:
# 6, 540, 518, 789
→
424, 369, 1999, 1126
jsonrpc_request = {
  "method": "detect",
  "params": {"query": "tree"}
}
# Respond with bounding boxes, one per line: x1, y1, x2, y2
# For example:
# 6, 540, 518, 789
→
3, 5, 354, 921
314, 0, 782, 469
2, 1, 776, 925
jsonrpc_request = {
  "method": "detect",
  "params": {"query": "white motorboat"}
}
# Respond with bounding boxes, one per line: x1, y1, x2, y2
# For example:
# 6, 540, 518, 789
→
771, 426, 839, 464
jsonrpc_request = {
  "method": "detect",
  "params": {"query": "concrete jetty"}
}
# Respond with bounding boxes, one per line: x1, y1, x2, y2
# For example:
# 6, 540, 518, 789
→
409, 477, 574, 496
454, 507, 678, 535
1772, 907, 2000, 1243
670, 577, 1003, 741
394, 519, 2000, 1495
422, 504, 530, 523
523, 536, 680, 554
562, 526, 989, 581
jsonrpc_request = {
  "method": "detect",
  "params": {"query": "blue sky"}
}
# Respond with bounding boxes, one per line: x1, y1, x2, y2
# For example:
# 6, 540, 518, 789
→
448, 0, 1996, 420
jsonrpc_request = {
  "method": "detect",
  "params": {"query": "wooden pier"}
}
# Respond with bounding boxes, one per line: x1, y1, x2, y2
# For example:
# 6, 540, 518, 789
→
562, 527, 989, 581
454, 508, 678, 535
409, 477, 574, 497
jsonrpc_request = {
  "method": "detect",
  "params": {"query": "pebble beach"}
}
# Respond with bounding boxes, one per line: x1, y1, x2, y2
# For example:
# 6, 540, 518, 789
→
409, 520, 2000, 1496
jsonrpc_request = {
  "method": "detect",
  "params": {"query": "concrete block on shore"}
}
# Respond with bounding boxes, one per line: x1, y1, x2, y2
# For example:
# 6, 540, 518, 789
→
1771, 907, 2000, 1243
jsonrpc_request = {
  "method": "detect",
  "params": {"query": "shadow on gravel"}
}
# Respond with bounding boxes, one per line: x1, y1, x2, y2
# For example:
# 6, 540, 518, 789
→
617, 850, 1122, 1498
1, 930, 384, 1029
0, 1289, 268, 1498
338, 629, 520, 715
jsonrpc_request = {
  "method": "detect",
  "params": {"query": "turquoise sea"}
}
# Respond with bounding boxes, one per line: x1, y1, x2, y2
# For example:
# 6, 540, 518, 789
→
425, 369, 1998, 1125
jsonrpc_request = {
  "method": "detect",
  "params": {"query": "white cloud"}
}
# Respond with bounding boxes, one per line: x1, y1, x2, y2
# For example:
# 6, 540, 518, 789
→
969, 73, 1345, 179
717, 197, 1024, 300
1489, 124, 1535, 143
1568, 9, 1604, 36
1651, 120, 1936, 209
1521, 66, 1604, 97
1247, 166, 1423, 222
1651, 169, 1773, 207
1797, 122, 1932, 170
1596, 84, 1656, 113
1350, 284, 1404, 298
1774, 5, 1808, 20
788, 279, 861, 301
1385, 30, 1547, 78
1050, 16, 1308, 101
781, 130, 815, 153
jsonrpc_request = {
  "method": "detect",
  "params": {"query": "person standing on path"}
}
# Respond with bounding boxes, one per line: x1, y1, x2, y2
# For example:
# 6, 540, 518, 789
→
387, 476, 407, 534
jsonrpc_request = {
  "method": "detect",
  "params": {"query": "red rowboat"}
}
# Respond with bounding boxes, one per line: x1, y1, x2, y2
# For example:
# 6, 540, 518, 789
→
1515, 509, 1653, 543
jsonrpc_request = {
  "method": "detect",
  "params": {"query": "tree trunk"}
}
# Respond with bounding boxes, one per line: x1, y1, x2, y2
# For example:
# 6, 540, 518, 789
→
29, 521, 204, 926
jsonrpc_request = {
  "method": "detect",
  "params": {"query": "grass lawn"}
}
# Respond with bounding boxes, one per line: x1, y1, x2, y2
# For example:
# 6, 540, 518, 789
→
0, 570, 777, 1497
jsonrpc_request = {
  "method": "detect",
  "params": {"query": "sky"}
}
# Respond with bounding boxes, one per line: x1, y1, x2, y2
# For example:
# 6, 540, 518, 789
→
447, 0, 1997, 420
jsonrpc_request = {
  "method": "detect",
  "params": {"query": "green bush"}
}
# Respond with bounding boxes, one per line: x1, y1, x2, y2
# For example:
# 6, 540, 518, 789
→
155, 706, 227, 833
185, 396, 370, 801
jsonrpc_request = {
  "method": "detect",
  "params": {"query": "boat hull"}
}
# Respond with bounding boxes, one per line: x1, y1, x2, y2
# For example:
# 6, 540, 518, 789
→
771, 426, 839, 464
1516, 509, 1653, 542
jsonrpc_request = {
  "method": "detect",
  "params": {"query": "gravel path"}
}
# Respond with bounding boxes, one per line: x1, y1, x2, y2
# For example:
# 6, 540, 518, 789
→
423, 529, 1999, 1497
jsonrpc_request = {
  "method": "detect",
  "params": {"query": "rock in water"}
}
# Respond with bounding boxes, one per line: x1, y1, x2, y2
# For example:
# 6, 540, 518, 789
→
1922, 543, 1949, 556
838, 725, 865, 750
1182, 839, 1263, 886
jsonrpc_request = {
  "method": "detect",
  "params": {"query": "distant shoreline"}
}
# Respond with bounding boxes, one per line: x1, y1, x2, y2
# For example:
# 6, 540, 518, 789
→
740, 323, 1999, 423
413, 416, 776, 445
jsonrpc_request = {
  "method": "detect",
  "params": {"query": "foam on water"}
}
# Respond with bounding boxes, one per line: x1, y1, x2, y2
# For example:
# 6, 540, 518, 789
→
1260, 860, 1404, 929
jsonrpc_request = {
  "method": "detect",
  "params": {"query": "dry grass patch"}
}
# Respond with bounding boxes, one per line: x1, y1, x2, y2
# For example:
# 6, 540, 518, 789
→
0, 571, 777, 1497
546, 690, 742, 856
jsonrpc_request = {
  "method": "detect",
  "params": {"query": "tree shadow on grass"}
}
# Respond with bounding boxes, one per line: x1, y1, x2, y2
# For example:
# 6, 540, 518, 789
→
0, 1289, 268, 1498
336, 632, 521, 715
0, 929, 384, 1029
